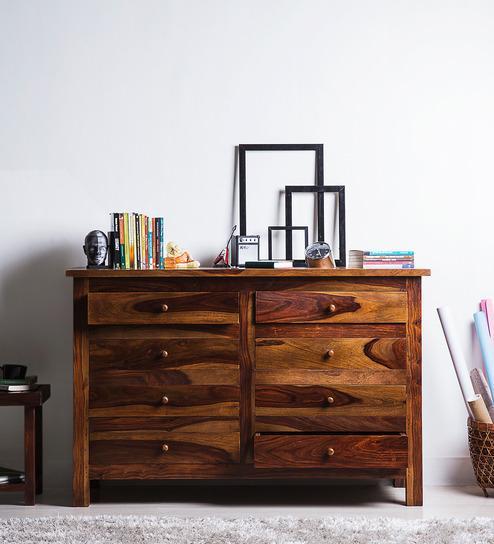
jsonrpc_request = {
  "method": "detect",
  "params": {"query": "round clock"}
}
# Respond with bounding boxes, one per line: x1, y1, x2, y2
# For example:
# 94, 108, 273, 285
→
305, 241, 335, 268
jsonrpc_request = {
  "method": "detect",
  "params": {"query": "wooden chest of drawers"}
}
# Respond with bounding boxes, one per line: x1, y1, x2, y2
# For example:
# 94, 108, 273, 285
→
67, 267, 430, 506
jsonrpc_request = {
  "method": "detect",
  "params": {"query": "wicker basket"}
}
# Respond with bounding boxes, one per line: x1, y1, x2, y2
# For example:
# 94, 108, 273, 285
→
467, 417, 494, 496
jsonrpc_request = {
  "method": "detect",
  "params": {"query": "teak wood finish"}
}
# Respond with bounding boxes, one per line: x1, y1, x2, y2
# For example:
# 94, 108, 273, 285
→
67, 267, 430, 507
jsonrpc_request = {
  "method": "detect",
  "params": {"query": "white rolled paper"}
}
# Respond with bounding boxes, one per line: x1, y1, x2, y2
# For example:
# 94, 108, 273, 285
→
437, 306, 476, 417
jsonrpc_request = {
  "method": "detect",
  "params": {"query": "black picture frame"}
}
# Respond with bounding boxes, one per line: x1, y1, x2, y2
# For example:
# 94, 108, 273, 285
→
238, 144, 324, 236
268, 226, 309, 260
285, 185, 346, 267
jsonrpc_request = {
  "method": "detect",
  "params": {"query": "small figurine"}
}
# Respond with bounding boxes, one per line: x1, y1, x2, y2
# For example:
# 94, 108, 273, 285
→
83, 230, 108, 268
165, 242, 200, 268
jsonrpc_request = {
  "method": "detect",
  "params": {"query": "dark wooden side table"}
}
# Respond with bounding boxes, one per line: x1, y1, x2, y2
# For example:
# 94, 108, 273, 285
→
0, 385, 50, 505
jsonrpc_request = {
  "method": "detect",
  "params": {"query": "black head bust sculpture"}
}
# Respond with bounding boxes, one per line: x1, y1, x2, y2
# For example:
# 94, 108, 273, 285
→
83, 230, 108, 268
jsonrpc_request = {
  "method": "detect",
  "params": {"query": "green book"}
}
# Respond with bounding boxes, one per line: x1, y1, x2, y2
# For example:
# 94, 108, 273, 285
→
0, 376, 37, 385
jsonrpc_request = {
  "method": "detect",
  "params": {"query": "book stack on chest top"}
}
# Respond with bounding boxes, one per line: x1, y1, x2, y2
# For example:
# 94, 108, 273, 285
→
349, 250, 414, 269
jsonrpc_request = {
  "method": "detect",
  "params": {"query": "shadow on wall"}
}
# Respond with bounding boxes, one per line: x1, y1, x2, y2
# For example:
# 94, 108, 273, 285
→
0, 246, 78, 490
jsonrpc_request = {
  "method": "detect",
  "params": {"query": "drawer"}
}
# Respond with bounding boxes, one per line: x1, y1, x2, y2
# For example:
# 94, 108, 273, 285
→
89, 338, 239, 385
88, 292, 239, 325
255, 384, 406, 416
255, 291, 407, 323
90, 432, 240, 465
254, 434, 408, 468
89, 384, 239, 416
256, 337, 406, 371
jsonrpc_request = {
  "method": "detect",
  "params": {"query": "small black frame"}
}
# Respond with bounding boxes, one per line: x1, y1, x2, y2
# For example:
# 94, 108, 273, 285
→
238, 144, 324, 236
285, 185, 346, 267
268, 226, 309, 260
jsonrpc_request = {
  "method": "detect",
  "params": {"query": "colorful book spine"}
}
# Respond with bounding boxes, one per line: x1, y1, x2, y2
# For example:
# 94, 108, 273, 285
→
111, 213, 121, 269
119, 213, 126, 269
135, 213, 141, 270
123, 213, 130, 270
148, 217, 153, 269
364, 251, 414, 256
159, 217, 165, 269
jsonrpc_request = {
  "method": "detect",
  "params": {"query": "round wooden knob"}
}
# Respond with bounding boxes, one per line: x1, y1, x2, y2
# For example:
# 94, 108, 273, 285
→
327, 396, 334, 404
326, 349, 335, 358
328, 304, 336, 313
160, 350, 169, 359
161, 304, 169, 312
161, 443, 169, 453
327, 447, 335, 456
161, 395, 169, 405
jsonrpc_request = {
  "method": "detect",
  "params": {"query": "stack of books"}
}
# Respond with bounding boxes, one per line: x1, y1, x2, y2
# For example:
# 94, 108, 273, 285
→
0, 375, 38, 392
110, 213, 165, 270
349, 250, 415, 269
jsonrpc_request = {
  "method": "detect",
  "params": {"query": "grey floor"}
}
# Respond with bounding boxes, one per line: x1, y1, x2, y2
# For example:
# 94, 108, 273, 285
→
0, 483, 493, 520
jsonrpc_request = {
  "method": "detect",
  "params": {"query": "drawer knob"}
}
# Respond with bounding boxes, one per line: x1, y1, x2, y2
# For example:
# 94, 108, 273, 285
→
327, 447, 335, 456
328, 304, 336, 313
161, 443, 169, 453
161, 395, 169, 405
326, 349, 335, 358
160, 350, 169, 359
161, 304, 169, 312
327, 396, 334, 404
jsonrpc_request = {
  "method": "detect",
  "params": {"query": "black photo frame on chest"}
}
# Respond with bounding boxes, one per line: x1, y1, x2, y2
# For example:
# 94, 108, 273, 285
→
238, 144, 324, 236
285, 185, 346, 267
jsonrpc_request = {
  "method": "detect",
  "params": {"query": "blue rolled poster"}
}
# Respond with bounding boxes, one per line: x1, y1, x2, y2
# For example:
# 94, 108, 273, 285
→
474, 311, 494, 400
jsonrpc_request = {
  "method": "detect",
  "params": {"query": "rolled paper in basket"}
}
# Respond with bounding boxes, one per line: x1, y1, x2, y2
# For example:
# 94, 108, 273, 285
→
437, 306, 476, 417
468, 394, 493, 424
474, 311, 494, 400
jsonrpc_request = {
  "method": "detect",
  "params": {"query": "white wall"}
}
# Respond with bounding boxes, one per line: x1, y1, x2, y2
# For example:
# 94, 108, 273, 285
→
1, 0, 494, 488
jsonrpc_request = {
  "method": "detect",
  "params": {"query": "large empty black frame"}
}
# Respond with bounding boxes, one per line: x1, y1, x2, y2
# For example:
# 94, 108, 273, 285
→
238, 144, 324, 236
285, 185, 346, 267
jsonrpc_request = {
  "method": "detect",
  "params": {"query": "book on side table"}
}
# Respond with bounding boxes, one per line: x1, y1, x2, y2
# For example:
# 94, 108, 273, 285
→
0, 376, 38, 392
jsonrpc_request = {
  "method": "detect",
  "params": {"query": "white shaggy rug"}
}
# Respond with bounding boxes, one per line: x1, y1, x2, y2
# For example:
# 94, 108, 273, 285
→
1, 515, 493, 544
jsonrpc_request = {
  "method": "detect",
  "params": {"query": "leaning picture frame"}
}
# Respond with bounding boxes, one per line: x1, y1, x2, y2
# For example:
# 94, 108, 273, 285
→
285, 185, 346, 267
238, 144, 324, 236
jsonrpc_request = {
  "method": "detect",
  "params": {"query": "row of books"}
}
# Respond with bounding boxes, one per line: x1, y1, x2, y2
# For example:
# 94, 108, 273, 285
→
110, 213, 165, 270
349, 250, 414, 269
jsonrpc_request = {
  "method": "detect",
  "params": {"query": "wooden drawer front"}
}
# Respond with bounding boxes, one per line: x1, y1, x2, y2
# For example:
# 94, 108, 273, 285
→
89, 339, 239, 386
256, 338, 406, 372
254, 434, 408, 469
256, 291, 407, 323
88, 292, 239, 325
256, 385, 406, 417
255, 415, 406, 433
89, 385, 239, 416
90, 432, 240, 465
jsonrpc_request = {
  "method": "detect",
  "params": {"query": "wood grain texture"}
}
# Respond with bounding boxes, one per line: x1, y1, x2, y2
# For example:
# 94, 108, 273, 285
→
255, 415, 406, 433
88, 277, 408, 293
254, 434, 408, 469
90, 433, 240, 465
239, 291, 255, 464
256, 338, 406, 371
89, 385, 240, 416
256, 385, 406, 416
255, 323, 406, 338
73, 278, 90, 507
405, 277, 423, 506
256, 291, 407, 324
89, 338, 239, 385
24, 407, 36, 505
89, 325, 239, 340
89, 417, 239, 433
66, 267, 431, 278
89, 463, 404, 480
256, 369, 406, 386
88, 292, 239, 325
